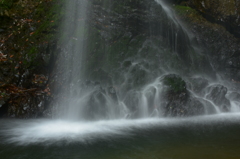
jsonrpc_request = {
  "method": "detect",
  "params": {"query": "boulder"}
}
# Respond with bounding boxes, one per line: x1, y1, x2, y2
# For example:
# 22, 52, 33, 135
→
227, 91, 240, 102
160, 74, 205, 117
206, 84, 231, 111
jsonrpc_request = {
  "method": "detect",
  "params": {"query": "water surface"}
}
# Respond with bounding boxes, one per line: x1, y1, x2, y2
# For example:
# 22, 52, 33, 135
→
1, 113, 240, 159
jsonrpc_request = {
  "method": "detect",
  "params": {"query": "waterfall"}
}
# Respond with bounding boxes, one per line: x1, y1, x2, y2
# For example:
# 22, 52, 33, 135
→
54, 0, 240, 120
56, 0, 90, 120
1, 0, 240, 148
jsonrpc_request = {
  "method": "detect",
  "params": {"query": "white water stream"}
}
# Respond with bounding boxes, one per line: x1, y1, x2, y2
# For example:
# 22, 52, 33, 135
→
52, 0, 240, 120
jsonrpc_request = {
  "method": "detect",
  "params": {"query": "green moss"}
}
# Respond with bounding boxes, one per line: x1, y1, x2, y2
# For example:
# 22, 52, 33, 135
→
0, 0, 14, 9
163, 75, 186, 93
173, 4, 205, 24
174, 5, 196, 16
33, 1, 63, 42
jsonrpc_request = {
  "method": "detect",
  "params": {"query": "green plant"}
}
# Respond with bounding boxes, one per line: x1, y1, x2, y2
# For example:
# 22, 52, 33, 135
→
0, 0, 14, 9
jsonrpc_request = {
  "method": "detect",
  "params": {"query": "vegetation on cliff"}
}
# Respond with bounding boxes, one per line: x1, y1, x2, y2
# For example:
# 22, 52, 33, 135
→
0, 0, 63, 118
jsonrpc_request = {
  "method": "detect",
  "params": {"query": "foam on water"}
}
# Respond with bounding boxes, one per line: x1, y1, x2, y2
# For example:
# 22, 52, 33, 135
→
1, 113, 240, 145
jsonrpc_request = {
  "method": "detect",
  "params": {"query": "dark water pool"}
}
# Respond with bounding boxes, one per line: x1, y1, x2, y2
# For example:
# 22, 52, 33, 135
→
1, 113, 240, 159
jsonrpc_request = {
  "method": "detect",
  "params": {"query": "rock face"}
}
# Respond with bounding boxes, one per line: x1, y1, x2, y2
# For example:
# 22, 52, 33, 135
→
52, 0, 219, 119
70, 0, 216, 91
173, 1, 240, 83
0, 0, 60, 118
187, 0, 240, 38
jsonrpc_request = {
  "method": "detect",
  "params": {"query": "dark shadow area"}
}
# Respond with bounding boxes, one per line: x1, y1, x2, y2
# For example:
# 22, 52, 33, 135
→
0, 103, 8, 118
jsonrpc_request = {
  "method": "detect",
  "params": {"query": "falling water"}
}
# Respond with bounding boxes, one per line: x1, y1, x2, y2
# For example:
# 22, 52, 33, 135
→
56, 0, 90, 120
53, 0, 240, 121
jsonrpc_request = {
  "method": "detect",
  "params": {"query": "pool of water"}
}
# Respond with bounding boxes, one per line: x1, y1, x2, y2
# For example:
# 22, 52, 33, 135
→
1, 113, 240, 159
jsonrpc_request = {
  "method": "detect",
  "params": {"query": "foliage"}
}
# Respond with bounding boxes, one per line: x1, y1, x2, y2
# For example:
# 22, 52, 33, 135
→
0, 0, 63, 118
0, 0, 14, 9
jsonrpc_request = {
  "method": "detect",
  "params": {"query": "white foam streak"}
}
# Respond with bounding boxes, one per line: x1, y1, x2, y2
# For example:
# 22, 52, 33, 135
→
1, 119, 159, 145
155, 0, 178, 26
1, 113, 240, 145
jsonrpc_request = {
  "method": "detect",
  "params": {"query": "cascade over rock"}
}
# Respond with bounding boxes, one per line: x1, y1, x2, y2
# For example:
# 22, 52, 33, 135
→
160, 74, 204, 117
206, 84, 231, 112
1, 0, 240, 118
187, 77, 209, 95
172, 0, 240, 83
52, 0, 218, 120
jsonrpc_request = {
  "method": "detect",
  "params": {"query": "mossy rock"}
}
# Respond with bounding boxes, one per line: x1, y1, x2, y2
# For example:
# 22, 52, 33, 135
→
174, 5, 197, 15
160, 74, 205, 117
161, 74, 187, 93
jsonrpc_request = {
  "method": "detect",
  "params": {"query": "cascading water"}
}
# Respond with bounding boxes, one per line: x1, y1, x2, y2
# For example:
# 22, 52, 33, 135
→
53, 0, 240, 121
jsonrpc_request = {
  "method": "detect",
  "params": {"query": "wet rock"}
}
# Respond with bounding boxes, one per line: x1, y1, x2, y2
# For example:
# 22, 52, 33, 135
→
83, 86, 120, 120
107, 86, 118, 103
7, 95, 47, 118
122, 60, 132, 68
123, 90, 140, 118
86, 0, 201, 83
0, 83, 52, 118
187, 77, 209, 95
174, 2, 240, 81
128, 64, 149, 89
144, 86, 157, 113
226, 91, 240, 102
86, 89, 107, 120
206, 84, 231, 112
226, 91, 240, 111
186, 0, 240, 38
161, 74, 187, 93
160, 74, 205, 117
185, 96, 205, 115
88, 68, 112, 86
198, 98, 219, 114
